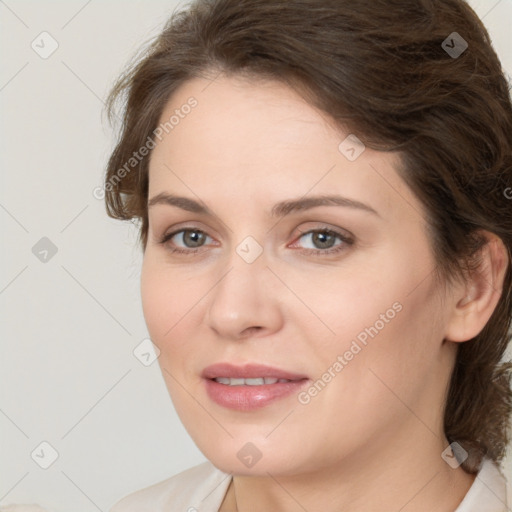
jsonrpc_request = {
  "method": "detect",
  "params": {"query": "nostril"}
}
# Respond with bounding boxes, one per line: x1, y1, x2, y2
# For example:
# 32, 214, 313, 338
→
242, 326, 263, 336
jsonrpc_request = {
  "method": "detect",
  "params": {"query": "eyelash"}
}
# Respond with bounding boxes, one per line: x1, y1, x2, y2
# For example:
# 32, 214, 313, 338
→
158, 226, 354, 257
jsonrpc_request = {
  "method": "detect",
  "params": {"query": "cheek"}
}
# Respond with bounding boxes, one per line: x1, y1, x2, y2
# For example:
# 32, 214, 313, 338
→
140, 255, 200, 340
297, 247, 444, 394
290, 289, 444, 459
140, 258, 210, 430
140, 257, 190, 374
140, 261, 168, 340
309, 276, 444, 429
140, 254, 215, 389
277, 263, 405, 358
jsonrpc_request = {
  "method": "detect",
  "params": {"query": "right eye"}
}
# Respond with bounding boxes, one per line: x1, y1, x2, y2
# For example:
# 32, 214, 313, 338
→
159, 228, 215, 255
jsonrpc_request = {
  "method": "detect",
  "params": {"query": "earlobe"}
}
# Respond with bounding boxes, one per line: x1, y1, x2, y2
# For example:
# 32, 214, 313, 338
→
444, 232, 509, 343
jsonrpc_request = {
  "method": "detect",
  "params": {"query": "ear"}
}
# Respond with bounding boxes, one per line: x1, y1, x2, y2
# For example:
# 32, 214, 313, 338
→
444, 232, 509, 343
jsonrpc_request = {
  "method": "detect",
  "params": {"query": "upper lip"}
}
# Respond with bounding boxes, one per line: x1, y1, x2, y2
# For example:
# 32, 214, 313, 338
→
202, 363, 308, 381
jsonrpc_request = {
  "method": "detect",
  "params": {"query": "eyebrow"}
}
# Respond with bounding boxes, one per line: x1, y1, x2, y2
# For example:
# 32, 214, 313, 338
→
147, 192, 379, 217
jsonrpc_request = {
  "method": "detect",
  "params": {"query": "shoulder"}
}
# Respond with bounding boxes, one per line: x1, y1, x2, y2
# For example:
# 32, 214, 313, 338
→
110, 461, 232, 512
455, 458, 509, 512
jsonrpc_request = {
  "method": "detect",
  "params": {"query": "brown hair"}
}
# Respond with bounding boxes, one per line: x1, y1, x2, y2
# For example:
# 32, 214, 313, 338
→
104, 0, 512, 472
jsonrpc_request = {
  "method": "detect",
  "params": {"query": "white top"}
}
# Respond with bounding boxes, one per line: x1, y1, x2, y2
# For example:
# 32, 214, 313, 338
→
110, 458, 510, 512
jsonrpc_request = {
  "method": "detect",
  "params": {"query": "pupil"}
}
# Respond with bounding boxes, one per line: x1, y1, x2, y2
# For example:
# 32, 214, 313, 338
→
313, 232, 334, 249
185, 230, 204, 247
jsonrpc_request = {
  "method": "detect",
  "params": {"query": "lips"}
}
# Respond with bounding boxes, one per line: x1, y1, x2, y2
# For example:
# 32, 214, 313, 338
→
202, 363, 309, 411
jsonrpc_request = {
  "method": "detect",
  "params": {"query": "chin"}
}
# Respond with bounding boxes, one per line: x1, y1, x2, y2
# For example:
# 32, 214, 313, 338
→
208, 453, 295, 477
196, 436, 305, 475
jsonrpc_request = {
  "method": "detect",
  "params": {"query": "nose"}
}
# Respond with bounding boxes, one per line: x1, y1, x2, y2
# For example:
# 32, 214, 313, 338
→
206, 247, 284, 341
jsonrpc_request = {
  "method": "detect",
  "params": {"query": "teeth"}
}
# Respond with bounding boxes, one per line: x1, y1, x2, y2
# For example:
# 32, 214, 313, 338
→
245, 378, 265, 385
215, 377, 233, 385
213, 377, 291, 386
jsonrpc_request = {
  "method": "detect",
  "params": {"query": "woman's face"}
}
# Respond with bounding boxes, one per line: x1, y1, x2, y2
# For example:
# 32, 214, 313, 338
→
141, 74, 458, 476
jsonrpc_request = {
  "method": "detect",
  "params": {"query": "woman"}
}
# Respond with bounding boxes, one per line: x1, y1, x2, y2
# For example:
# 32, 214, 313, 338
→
104, 0, 512, 510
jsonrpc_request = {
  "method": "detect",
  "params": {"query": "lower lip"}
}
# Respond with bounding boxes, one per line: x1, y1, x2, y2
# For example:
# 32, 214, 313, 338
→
204, 379, 309, 411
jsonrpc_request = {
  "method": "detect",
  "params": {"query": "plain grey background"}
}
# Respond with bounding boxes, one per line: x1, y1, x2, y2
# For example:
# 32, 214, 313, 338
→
1, 1, 511, 510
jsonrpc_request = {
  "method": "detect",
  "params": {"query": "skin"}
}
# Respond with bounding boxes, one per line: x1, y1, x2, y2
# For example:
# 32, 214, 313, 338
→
140, 73, 508, 512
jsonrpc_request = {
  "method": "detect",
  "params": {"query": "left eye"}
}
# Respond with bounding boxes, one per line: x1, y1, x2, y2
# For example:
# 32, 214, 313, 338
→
292, 228, 352, 253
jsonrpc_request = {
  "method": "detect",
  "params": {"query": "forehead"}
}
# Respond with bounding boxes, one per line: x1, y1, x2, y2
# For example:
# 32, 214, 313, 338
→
153, 74, 339, 163
147, 74, 419, 221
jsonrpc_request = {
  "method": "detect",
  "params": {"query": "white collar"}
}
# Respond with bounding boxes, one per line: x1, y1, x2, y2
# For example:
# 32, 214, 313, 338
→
453, 458, 508, 512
